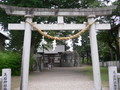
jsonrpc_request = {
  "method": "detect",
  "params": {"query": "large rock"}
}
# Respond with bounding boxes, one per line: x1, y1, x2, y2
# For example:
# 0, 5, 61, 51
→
60, 51, 80, 67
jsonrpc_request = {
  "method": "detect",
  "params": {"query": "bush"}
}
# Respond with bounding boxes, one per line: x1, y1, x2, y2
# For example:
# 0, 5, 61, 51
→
29, 57, 35, 71
0, 51, 21, 76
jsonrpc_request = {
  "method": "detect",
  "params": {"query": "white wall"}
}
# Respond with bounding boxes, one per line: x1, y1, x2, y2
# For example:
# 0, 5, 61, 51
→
100, 61, 120, 68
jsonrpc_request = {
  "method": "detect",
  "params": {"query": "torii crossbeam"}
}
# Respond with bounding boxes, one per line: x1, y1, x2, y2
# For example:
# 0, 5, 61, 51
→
0, 4, 116, 16
0, 4, 116, 90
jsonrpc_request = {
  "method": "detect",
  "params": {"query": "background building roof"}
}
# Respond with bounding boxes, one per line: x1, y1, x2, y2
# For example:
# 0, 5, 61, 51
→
37, 45, 65, 54
0, 32, 9, 39
111, 24, 120, 31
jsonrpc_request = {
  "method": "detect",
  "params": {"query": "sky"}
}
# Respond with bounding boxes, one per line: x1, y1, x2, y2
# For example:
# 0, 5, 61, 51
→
106, 0, 117, 5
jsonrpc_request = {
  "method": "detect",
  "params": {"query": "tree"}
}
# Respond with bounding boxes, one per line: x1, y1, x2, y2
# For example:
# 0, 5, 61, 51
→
97, 0, 120, 61
0, 0, 119, 63
0, 0, 101, 52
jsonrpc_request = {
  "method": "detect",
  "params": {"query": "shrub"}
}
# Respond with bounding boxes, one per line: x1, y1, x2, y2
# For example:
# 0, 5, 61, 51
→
29, 57, 35, 71
0, 51, 21, 76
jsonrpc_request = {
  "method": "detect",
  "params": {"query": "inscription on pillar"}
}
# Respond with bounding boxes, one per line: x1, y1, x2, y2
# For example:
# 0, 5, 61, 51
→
3, 73, 7, 90
109, 66, 118, 90
113, 71, 118, 90
2, 69, 11, 90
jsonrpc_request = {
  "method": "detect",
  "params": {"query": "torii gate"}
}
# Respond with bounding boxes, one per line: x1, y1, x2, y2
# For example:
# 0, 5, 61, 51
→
0, 4, 116, 90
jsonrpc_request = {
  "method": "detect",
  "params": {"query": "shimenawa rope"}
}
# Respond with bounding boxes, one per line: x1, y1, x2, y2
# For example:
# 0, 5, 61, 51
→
26, 21, 95, 40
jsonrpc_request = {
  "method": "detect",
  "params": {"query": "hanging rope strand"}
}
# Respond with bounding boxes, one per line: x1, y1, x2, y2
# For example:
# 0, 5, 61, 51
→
26, 21, 95, 40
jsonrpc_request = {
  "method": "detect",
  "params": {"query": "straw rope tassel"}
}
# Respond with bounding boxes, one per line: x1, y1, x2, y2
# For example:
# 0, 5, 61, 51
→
26, 21, 95, 40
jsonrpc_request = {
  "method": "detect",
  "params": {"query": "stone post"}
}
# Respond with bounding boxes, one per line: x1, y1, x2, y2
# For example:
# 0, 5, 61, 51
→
2, 69, 11, 90
88, 15, 102, 90
118, 27, 120, 57
108, 66, 118, 90
20, 15, 33, 90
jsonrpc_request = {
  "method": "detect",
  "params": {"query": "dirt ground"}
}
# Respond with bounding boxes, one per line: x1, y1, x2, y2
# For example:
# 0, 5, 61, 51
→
0, 66, 109, 90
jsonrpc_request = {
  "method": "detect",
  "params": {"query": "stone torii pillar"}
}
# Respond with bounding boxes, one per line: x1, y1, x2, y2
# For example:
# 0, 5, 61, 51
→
20, 15, 33, 90
0, 4, 116, 90
118, 26, 120, 54
88, 15, 102, 90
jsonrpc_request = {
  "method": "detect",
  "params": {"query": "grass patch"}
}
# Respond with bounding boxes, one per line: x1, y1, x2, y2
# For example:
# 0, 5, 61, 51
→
100, 67, 109, 81
81, 65, 109, 88
81, 65, 108, 81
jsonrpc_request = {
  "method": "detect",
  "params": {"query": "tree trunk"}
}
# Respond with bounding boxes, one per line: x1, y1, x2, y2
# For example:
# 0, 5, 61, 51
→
30, 45, 36, 56
110, 48, 114, 61
86, 51, 89, 64
82, 55, 84, 64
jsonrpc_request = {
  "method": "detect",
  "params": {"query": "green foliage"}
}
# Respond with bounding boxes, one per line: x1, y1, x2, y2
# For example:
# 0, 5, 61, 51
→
82, 65, 108, 81
95, 0, 120, 61
113, 0, 120, 17
29, 57, 35, 71
0, 51, 35, 75
0, 51, 21, 75
97, 30, 119, 61
98, 43, 111, 61
0, 0, 119, 62
8, 31, 24, 52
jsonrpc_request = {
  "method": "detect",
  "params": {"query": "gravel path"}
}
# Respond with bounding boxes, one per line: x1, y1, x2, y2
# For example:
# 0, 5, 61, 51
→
28, 67, 95, 90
